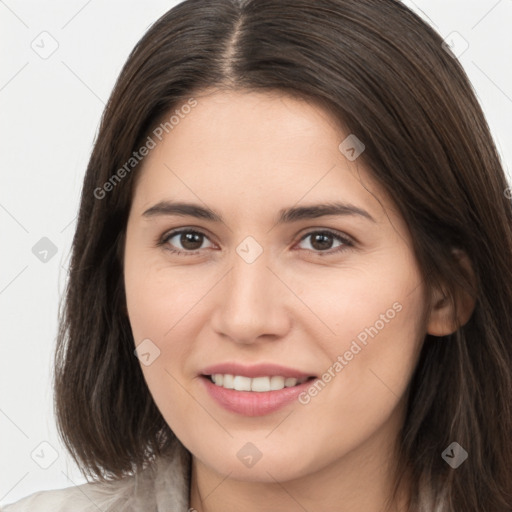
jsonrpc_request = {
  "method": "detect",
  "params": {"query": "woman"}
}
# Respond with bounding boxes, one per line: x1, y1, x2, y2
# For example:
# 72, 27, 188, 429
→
3, 0, 512, 510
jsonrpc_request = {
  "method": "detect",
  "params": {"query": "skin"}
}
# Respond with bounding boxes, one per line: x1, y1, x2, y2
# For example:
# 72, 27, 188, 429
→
123, 89, 467, 512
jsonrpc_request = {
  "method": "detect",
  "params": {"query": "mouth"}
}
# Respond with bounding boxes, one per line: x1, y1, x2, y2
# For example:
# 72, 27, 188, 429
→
201, 374, 317, 392
198, 362, 319, 416
198, 361, 317, 416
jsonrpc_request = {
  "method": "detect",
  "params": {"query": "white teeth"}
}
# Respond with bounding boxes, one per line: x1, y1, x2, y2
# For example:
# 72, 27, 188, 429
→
233, 375, 252, 391
210, 374, 308, 392
211, 374, 224, 386
269, 376, 285, 390
284, 377, 298, 387
222, 374, 234, 389
251, 376, 272, 392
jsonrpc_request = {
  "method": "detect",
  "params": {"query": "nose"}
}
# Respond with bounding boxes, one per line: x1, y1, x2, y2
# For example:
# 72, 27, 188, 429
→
210, 249, 292, 345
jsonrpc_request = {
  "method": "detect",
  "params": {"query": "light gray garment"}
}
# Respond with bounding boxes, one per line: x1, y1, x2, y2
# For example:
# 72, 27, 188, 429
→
1, 439, 192, 512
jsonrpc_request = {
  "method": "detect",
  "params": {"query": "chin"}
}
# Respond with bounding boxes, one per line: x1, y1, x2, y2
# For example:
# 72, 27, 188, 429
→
192, 439, 321, 483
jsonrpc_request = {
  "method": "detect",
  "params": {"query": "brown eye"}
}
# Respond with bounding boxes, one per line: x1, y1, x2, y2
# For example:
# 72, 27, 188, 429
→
179, 232, 204, 250
161, 229, 214, 254
297, 230, 352, 254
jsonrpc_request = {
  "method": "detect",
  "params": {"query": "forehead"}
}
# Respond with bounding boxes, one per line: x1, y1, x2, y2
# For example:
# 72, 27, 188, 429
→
130, 89, 390, 224
168, 89, 346, 159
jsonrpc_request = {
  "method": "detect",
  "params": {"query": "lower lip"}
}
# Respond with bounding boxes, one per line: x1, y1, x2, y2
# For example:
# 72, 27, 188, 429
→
200, 375, 316, 416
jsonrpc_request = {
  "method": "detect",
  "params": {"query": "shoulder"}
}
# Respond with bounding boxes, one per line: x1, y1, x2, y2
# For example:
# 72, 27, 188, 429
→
1, 440, 191, 512
0, 476, 135, 512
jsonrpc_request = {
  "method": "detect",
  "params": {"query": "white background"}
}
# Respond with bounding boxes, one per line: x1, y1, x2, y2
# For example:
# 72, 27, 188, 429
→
1, 0, 511, 506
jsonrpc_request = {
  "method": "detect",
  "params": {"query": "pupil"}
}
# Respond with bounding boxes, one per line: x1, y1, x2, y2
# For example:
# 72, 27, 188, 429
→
312, 233, 332, 250
181, 232, 202, 250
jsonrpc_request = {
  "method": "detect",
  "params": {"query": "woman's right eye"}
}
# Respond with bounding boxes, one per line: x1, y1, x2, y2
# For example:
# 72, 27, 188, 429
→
160, 229, 215, 255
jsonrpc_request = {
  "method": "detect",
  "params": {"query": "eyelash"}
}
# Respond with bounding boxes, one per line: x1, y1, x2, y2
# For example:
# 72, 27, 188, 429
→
157, 228, 354, 257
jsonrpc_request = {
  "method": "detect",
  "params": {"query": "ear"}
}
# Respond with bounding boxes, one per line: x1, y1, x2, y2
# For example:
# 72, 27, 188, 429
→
426, 249, 477, 336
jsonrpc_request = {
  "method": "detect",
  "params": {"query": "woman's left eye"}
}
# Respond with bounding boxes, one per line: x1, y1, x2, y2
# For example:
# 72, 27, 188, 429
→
296, 230, 353, 254
158, 229, 353, 256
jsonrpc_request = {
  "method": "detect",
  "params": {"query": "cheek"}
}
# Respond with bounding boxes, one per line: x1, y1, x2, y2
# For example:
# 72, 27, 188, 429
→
124, 250, 216, 414
290, 246, 427, 401
124, 257, 206, 428
124, 243, 208, 343
285, 248, 425, 351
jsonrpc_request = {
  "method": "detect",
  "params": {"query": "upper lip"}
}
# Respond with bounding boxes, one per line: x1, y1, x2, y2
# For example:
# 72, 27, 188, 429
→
200, 362, 316, 379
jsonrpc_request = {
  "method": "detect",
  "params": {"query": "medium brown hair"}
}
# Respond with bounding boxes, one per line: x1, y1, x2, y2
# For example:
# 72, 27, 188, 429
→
54, 1, 512, 509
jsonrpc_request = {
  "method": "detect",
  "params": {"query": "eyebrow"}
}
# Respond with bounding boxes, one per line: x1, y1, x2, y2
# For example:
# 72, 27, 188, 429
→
142, 200, 376, 224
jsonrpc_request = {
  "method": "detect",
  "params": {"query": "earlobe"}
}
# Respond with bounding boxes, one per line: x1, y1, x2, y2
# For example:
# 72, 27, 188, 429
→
426, 249, 477, 336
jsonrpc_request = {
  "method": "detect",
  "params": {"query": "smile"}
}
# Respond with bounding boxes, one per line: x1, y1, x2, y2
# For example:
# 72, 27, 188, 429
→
207, 374, 312, 392
200, 374, 318, 416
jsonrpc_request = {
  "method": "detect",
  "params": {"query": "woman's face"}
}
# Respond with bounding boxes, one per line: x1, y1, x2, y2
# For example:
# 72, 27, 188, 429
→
124, 89, 429, 482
